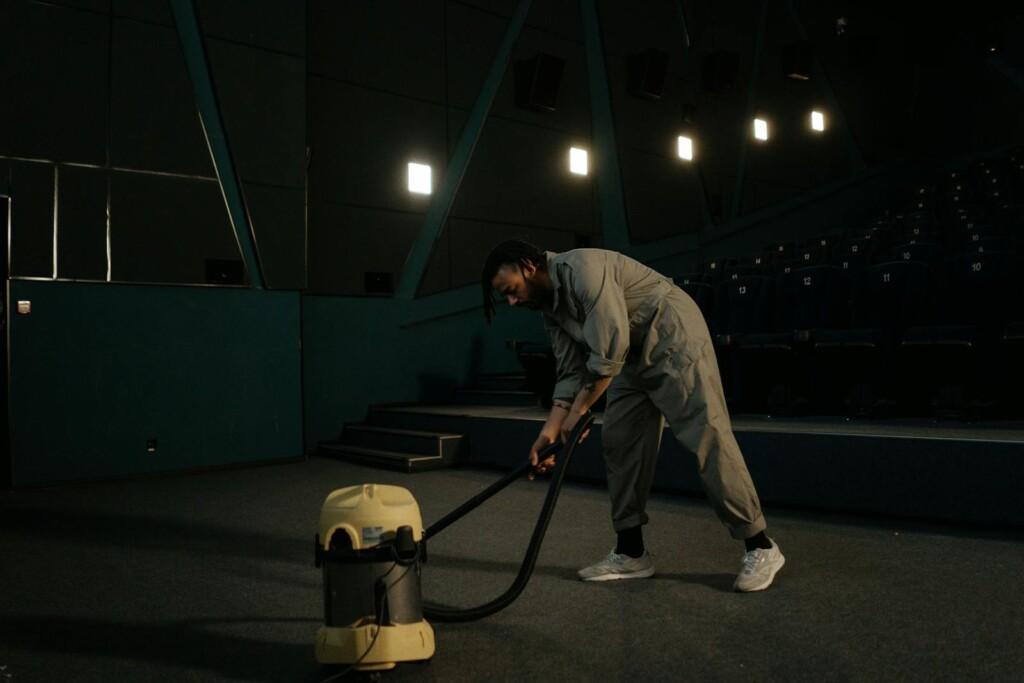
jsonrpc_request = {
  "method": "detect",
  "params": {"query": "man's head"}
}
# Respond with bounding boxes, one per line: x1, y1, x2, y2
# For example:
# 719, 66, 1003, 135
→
481, 240, 553, 324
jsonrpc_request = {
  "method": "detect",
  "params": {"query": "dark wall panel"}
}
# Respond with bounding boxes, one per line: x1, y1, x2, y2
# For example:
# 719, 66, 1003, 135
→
198, 0, 305, 56
307, 202, 420, 295
1, 194, 7, 280
597, 0, 707, 240
489, 26, 591, 134
207, 39, 306, 188
525, 0, 581, 42
57, 166, 107, 280
306, 1, 596, 299
599, 0, 694, 218
110, 18, 214, 176
10, 161, 54, 278
739, 2, 853, 215
445, 2, 507, 111
110, 172, 237, 284
647, 0, 762, 223
308, 78, 447, 211
454, 0, 516, 19
308, 0, 444, 103
112, 0, 171, 25
0, 0, 8, 154
418, 217, 582, 297
449, 217, 577, 290
41, 0, 109, 12
606, 52, 693, 156
621, 148, 704, 243
417, 222, 453, 297
453, 0, 581, 42
450, 115, 594, 231
598, 0, 682, 58
245, 182, 306, 290
6, 2, 108, 163
0, 159, 8, 282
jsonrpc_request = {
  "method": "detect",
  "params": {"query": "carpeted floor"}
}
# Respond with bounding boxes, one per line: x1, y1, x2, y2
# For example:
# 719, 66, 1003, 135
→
1, 456, 1022, 682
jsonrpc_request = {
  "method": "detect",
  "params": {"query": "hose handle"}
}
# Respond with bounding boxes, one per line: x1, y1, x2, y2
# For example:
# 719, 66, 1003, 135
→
534, 410, 595, 463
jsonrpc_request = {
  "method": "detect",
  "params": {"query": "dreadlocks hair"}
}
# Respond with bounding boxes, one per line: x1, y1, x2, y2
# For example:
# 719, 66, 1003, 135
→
481, 239, 548, 325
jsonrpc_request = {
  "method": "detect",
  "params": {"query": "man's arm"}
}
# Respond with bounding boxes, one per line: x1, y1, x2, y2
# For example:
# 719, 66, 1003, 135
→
528, 402, 571, 479
571, 376, 613, 415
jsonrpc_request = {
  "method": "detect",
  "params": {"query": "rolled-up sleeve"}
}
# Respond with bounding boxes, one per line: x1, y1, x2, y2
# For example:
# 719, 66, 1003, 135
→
572, 260, 629, 379
543, 315, 587, 402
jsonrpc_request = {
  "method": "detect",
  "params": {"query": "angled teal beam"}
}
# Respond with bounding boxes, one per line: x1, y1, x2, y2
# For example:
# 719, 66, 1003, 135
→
170, 0, 265, 289
786, 0, 865, 172
397, 0, 532, 300
673, 0, 692, 49
580, 0, 630, 251
729, 0, 769, 222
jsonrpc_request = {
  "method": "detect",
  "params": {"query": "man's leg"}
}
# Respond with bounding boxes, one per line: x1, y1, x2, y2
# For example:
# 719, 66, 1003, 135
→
577, 377, 663, 582
647, 339, 784, 591
648, 341, 766, 539
602, 378, 664, 535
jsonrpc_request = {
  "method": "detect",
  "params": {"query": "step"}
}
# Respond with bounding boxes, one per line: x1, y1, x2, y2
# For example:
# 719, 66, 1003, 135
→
453, 389, 538, 407
317, 443, 453, 473
341, 423, 463, 458
474, 373, 528, 391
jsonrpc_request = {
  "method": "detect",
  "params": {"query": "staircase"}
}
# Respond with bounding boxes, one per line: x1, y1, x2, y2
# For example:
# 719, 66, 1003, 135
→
318, 423, 465, 472
318, 372, 541, 472
453, 372, 539, 407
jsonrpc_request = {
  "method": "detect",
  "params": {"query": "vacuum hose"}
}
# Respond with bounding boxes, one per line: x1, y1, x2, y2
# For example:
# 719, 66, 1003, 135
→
421, 411, 596, 623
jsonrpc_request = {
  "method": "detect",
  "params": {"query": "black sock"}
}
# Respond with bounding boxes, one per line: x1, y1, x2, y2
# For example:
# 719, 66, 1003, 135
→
744, 531, 772, 552
615, 526, 644, 558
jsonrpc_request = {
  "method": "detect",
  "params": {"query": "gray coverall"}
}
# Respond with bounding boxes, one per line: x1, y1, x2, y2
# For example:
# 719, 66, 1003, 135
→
542, 248, 766, 540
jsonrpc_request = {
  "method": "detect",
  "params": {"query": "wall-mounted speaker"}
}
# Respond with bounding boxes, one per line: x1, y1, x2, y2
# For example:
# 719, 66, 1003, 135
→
514, 52, 565, 112
627, 48, 670, 100
701, 50, 739, 93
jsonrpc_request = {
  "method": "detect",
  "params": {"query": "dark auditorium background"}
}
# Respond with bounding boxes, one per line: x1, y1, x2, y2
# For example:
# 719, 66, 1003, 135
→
2, 1, 1024, 681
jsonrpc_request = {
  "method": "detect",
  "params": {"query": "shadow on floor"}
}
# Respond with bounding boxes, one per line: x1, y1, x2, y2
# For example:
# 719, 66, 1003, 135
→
1, 615, 323, 683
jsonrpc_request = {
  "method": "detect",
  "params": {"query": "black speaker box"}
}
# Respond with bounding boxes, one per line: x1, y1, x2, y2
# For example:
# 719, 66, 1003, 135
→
514, 53, 565, 112
627, 48, 670, 99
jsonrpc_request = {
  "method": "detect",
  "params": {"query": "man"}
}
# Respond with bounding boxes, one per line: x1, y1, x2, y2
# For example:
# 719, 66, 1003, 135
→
481, 240, 785, 592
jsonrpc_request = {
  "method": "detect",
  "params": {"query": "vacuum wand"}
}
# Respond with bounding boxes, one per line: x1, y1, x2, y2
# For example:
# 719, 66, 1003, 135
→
423, 441, 562, 541
422, 411, 596, 622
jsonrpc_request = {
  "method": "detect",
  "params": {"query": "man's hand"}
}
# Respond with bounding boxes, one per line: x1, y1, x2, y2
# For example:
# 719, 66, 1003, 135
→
560, 408, 592, 446
529, 433, 557, 481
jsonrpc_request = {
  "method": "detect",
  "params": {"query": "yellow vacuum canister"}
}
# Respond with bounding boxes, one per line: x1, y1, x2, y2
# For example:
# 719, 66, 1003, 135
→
314, 484, 435, 671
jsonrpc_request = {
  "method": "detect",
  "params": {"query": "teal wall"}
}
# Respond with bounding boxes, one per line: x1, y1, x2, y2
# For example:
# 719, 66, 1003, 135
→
8, 280, 303, 486
301, 286, 546, 450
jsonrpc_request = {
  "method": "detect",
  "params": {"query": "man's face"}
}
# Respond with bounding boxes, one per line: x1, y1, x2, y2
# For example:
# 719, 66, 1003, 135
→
491, 262, 546, 310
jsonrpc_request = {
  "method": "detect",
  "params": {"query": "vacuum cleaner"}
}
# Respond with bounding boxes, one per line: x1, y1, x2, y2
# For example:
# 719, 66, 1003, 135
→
313, 412, 596, 672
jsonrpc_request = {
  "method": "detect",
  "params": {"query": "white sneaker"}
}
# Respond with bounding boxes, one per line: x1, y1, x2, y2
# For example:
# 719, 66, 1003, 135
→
578, 549, 655, 582
733, 538, 785, 592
